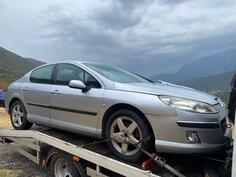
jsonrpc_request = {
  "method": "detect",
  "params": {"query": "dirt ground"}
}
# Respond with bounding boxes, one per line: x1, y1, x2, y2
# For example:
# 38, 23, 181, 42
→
0, 108, 50, 177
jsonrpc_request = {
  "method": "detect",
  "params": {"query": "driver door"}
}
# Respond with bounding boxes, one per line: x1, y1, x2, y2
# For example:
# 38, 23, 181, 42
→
50, 64, 104, 136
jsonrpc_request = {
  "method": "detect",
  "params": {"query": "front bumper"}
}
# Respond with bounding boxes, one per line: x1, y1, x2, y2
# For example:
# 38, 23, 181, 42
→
155, 140, 225, 154
146, 104, 227, 154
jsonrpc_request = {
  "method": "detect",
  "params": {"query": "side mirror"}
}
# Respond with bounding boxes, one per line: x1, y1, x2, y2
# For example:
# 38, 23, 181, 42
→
69, 80, 89, 92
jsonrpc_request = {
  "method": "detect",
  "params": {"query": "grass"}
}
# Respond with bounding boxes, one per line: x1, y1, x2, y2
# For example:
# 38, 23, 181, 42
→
0, 169, 24, 177
0, 108, 12, 129
0, 47, 44, 85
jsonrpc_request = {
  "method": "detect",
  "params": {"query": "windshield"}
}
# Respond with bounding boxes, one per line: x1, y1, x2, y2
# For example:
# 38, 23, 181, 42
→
84, 63, 153, 83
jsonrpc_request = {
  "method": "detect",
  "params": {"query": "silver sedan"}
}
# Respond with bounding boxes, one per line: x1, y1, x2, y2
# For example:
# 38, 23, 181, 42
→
5, 61, 227, 162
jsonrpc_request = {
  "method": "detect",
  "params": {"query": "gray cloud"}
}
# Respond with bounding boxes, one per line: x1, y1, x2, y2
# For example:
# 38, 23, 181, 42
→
91, 0, 144, 30
0, 0, 236, 76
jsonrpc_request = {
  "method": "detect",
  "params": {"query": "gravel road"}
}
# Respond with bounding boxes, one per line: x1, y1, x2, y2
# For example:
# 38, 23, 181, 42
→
0, 109, 50, 177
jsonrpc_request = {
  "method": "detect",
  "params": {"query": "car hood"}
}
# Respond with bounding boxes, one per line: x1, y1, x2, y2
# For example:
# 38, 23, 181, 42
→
114, 82, 219, 105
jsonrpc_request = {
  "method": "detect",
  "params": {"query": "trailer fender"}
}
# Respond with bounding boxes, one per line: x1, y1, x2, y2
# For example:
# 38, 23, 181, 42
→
45, 147, 61, 168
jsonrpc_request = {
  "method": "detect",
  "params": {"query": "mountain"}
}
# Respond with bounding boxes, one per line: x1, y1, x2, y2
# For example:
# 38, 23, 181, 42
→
179, 70, 235, 92
0, 47, 44, 84
150, 49, 236, 83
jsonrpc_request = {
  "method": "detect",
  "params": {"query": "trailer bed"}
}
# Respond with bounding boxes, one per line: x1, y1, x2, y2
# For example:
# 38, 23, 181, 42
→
0, 127, 160, 177
0, 125, 233, 177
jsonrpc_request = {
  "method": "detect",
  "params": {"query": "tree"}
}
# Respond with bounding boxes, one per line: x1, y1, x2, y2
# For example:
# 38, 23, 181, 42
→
0, 80, 9, 90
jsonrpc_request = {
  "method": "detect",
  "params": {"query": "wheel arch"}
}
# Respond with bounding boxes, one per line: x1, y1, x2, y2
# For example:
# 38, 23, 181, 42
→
101, 103, 155, 142
8, 97, 22, 113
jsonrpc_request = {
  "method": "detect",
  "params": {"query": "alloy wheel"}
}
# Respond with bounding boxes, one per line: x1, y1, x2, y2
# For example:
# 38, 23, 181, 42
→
110, 116, 142, 156
11, 104, 24, 128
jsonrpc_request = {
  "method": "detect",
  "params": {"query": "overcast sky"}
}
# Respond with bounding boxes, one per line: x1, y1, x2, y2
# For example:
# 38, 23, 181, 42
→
0, 0, 236, 76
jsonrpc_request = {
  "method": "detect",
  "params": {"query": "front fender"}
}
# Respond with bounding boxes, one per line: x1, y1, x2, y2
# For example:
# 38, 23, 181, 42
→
97, 89, 177, 131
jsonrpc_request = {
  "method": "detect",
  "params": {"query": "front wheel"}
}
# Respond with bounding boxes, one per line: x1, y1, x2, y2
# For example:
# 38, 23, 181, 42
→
105, 109, 151, 162
10, 101, 33, 130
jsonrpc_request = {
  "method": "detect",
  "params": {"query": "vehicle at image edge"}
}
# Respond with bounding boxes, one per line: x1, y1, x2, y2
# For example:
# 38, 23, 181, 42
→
0, 90, 5, 107
4, 61, 228, 162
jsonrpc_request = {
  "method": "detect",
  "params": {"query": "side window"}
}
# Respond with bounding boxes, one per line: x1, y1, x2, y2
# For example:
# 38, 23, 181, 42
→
84, 72, 101, 88
56, 64, 84, 85
30, 65, 54, 84
56, 64, 101, 88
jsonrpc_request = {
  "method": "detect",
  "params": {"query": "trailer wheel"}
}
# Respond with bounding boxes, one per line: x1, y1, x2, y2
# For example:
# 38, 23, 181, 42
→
50, 152, 86, 177
10, 100, 33, 130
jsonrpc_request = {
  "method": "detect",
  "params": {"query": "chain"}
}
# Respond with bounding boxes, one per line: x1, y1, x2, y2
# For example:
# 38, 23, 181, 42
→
79, 134, 186, 177
80, 138, 111, 148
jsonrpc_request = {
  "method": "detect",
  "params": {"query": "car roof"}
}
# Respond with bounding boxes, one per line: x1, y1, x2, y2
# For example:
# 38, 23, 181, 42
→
42, 60, 97, 66
67, 60, 99, 65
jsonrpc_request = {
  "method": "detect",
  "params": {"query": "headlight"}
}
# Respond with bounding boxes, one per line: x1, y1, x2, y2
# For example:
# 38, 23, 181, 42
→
159, 96, 219, 114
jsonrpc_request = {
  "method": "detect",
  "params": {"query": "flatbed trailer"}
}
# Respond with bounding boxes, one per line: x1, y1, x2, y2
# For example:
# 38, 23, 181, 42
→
0, 127, 161, 177
0, 126, 233, 177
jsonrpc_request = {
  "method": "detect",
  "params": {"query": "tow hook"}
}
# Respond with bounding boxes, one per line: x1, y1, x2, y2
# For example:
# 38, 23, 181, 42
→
225, 124, 232, 128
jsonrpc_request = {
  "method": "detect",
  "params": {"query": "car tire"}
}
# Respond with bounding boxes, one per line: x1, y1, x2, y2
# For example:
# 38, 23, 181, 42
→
105, 109, 151, 162
50, 152, 86, 177
10, 100, 33, 130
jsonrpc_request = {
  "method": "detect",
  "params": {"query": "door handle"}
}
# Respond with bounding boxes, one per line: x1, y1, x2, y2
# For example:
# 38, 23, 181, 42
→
51, 90, 60, 95
23, 87, 31, 91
